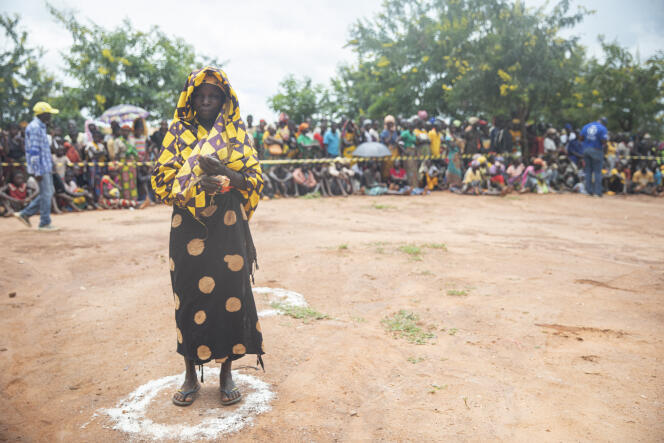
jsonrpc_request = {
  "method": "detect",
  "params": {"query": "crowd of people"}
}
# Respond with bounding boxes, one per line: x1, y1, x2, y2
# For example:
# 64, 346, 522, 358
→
246, 112, 664, 199
1, 104, 663, 229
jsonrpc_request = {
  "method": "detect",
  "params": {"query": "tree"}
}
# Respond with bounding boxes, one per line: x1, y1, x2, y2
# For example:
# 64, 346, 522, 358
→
267, 75, 330, 123
0, 13, 57, 124
332, 0, 589, 154
47, 4, 219, 121
577, 40, 663, 135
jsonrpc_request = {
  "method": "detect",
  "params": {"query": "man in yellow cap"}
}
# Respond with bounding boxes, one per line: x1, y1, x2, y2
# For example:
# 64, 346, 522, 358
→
14, 101, 60, 231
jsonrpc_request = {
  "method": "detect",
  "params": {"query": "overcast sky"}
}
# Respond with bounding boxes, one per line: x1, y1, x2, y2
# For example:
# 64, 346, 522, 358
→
3, 0, 663, 120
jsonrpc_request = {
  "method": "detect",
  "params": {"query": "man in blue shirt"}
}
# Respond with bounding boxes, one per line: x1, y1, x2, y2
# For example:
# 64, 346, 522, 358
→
323, 122, 340, 157
14, 101, 60, 230
580, 117, 608, 197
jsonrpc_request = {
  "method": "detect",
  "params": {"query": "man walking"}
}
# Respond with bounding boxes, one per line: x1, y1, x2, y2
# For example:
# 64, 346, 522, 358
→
580, 117, 608, 197
14, 101, 60, 231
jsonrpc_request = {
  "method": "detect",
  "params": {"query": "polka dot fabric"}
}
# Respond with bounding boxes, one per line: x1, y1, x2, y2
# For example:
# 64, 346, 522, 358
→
168, 192, 264, 366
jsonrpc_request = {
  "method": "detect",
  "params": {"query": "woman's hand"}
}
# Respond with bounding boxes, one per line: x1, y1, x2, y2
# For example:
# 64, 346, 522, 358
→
199, 155, 227, 176
200, 175, 225, 194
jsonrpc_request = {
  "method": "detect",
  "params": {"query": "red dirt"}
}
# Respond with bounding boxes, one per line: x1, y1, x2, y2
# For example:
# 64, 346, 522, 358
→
1, 193, 662, 441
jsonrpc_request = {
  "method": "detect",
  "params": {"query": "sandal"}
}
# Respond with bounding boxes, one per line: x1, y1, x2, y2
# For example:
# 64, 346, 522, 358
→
220, 387, 242, 406
172, 385, 200, 407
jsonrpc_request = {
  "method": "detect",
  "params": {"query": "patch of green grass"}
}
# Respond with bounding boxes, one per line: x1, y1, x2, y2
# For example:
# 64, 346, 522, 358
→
423, 243, 447, 251
448, 328, 458, 336
338, 243, 349, 250
371, 201, 396, 210
300, 191, 321, 199
270, 302, 329, 323
381, 310, 436, 345
399, 244, 423, 261
446, 289, 468, 296
407, 356, 426, 364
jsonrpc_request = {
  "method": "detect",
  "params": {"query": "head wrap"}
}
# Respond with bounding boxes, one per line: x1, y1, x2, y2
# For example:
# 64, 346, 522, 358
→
384, 115, 395, 129
151, 66, 263, 220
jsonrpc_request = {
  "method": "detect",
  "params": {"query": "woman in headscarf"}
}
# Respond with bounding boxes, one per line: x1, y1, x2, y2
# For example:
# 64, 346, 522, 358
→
151, 67, 264, 407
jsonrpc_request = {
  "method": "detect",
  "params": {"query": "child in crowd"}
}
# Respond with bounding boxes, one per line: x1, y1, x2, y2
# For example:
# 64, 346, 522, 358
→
0, 171, 36, 216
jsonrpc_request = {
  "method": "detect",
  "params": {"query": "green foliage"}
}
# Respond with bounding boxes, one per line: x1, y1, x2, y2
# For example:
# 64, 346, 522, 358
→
577, 39, 664, 134
330, 0, 592, 149
0, 13, 57, 124
446, 289, 468, 296
270, 302, 329, 322
267, 74, 331, 122
47, 4, 219, 120
381, 310, 436, 344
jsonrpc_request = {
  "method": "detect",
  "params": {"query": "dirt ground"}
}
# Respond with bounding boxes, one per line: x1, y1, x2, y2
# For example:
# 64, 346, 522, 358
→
0, 193, 662, 442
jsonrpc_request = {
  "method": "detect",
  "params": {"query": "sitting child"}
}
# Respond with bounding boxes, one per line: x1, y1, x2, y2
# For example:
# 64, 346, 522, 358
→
0, 171, 36, 216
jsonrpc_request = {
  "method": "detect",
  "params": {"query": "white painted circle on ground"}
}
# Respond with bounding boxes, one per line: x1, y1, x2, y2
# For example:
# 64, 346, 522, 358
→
98, 368, 274, 441
253, 287, 308, 317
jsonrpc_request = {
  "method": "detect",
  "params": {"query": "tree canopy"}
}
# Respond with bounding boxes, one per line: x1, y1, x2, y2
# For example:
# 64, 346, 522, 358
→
0, 14, 57, 123
47, 4, 219, 122
267, 75, 331, 123
321, 0, 663, 138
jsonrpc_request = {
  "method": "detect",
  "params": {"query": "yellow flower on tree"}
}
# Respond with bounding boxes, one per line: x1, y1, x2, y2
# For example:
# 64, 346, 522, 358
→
377, 56, 390, 68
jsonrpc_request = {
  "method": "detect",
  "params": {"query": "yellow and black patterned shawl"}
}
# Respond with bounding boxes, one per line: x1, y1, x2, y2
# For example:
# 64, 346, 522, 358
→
151, 67, 263, 220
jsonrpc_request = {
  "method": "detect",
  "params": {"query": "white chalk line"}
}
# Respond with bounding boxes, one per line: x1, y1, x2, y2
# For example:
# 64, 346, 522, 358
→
89, 287, 303, 439
254, 287, 307, 317
96, 368, 274, 441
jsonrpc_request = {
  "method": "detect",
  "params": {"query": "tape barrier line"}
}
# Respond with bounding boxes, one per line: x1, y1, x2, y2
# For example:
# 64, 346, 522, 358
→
0, 154, 660, 168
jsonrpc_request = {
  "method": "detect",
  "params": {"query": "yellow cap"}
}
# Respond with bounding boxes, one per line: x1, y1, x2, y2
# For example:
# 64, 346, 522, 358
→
33, 101, 59, 115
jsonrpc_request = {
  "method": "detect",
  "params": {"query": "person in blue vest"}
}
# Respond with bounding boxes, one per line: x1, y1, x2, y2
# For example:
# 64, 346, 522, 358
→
14, 102, 60, 230
579, 117, 608, 197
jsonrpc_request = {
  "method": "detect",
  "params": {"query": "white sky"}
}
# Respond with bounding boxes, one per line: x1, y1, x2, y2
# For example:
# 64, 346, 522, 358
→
2, 0, 663, 120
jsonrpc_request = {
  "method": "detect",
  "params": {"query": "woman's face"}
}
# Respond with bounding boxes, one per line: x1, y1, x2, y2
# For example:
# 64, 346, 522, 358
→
192, 83, 225, 121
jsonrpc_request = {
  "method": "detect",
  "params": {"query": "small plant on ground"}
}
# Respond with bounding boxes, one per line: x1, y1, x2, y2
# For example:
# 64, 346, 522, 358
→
447, 289, 468, 296
407, 356, 426, 364
270, 302, 329, 323
429, 384, 448, 394
381, 310, 436, 344
399, 244, 423, 261
338, 243, 348, 250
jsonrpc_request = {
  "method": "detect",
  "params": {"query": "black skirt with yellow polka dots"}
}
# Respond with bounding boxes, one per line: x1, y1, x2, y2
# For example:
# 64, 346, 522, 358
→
169, 190, 264, 367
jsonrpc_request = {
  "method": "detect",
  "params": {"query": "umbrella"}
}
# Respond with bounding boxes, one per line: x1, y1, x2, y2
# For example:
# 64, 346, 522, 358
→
99, 104, 150, 126
353, 142, 392, 157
